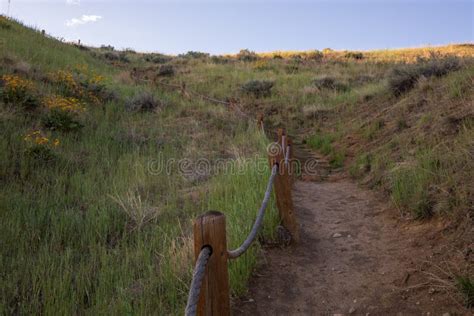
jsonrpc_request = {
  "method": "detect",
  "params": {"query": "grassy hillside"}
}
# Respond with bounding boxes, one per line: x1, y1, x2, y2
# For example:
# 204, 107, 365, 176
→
1, 15, 473, 313
0, 17, 279, 314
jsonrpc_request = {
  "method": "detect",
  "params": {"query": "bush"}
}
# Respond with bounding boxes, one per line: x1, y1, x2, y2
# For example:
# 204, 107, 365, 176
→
23, 130, 60, 163
322, 48, 333, 54
157, 65, 175, 76
241, 80, 274, 98
100, 45, 115, 51
0, 16, 12, 30
312, 76, 348, 91
180, 51, 209, 59
253, 60, 271, 71
103, 51, 119, 61
345, 52, 364, 60
145, 54, 171, 64
306, 50, 324, 61
125, 92, 162, 112
210, 56, 231, 64
86, 82, 118, 103
0, 74, 40, 110
237, 49, 258, 62
41, 109, 83, 132
119, 52, 130, 63
388, 56, 461, 96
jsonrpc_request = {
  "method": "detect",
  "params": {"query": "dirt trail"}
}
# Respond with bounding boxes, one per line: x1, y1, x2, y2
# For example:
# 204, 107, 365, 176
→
234, 145, 465, 315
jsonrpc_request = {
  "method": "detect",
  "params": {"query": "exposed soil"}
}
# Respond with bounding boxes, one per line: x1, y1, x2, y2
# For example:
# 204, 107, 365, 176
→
234, 145, 469, 315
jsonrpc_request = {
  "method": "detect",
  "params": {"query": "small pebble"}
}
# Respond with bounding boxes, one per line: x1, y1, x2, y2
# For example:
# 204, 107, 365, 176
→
333, 233, 342, 238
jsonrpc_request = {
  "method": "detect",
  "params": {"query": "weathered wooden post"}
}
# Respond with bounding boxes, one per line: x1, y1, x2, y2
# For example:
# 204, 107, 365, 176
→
269, 129, 300, 242
193, 211, 230, 316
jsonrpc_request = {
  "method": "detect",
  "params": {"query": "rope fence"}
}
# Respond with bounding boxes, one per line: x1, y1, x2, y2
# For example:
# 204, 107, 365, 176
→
184, 115, 298, 316
228, 164, 278, 259
185, 246, 212, 316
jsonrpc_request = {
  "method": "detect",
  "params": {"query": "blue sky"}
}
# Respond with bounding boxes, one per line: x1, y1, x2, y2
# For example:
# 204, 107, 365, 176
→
3, 0, 473, 54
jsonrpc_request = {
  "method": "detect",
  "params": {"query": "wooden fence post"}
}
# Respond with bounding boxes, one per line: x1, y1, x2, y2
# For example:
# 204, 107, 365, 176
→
193, 211, 230, 316
269, 129, 300, 242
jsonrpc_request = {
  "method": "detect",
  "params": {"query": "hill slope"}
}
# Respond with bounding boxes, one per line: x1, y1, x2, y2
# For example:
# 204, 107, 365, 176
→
1, 16, 473, 313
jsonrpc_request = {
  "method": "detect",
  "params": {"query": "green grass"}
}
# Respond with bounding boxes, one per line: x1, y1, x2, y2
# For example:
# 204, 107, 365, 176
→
306, 133, 334, 155
0, 17, 281, 314
207, 156, 279, 295
349, 153, 372, 178
456, 275, 474, 308
390, 149, 438, 218
1, 16, 473, 313
306, 133, 345, 168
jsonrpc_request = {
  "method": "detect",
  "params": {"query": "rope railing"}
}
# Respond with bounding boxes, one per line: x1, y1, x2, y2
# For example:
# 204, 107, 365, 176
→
228, 164, 278, 259
284, 144, 290, 166
185, 246, 212, 316
185, 117, 299, 316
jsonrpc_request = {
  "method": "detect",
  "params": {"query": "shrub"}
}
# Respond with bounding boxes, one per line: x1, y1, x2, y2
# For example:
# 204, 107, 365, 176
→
306, 50, 324, 61
103, 51, 119, 61
237, 49, 258, 62
43, 96, 86, 113
100, 45, 115, 51
0, 16, 12, 29
119, 52, 130, 63
253, 59, 271, 71
49, 69, 115, 104
180, 51, 209, 59
12, 61, 32, 76
273, 54, 283, 59
388, 56, 461, 96
23, 130, 60, 163
42, 109, 83, 132
312, 75, 348, 91
145, 54, 171, 64
210, 56, 231, 64
157, 65, 175, 76
125, 92, 162, 112
0, 74, 40, 110
240, 80, 274, 98
86, 82, 118, 103
345, 52, 364, 60
322, 48, 333, 54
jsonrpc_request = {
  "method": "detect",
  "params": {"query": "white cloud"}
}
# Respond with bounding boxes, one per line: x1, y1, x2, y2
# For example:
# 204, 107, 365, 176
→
66, 15, 102, 27
66, 0, 80, 5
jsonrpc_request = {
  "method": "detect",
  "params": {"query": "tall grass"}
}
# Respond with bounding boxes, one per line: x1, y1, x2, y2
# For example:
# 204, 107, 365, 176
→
390, 149, 438, 218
